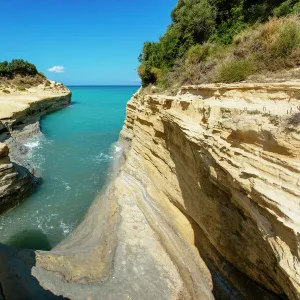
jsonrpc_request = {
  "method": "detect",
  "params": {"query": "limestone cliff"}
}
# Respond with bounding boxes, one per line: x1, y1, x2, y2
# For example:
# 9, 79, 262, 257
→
0, 143, 36, 213
1, 82, 299, 300
0, 87, 72, 212
119, 82, 300, 299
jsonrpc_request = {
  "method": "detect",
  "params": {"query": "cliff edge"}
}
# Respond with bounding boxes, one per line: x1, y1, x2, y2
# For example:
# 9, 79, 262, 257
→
0, 83, 72, 212
120, 82, 300, 299
0, 82, 299, 299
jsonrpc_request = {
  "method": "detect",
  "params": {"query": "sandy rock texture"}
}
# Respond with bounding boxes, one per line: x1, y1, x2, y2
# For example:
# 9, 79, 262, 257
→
0, 87, 214, 299
0, 160, 212, 300
1, 82, 300, 299
0, 142, 36, 213
119, 82, 300, 299
0, 87, 72, 212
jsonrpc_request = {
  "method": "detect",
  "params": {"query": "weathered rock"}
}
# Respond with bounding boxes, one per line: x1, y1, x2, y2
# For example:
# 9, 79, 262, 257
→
0, 143, 37, 213
0, 144, 9, 157
119, 82, 300, 299
0, 88, 72, 212
1, 82, 300, 299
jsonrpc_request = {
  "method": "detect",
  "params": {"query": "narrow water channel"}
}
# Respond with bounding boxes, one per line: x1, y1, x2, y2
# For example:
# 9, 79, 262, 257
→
0, 86, 138, 249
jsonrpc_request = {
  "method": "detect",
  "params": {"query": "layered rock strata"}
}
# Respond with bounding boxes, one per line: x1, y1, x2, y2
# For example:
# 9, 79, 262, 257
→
119, 82, 300, 299
1, 82, 299, 299
0, 143, 36, 213
0, 89, 71, 212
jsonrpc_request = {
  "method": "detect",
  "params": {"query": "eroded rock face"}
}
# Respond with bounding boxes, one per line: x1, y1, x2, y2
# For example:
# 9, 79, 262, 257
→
0, 143, 36, 213
0, 90, 72, 212
1, 83, 299, 299
119, 82, 300, 299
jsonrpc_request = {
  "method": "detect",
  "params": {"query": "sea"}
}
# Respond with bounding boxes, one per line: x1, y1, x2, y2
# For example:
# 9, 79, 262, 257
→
0, 86, 139, 250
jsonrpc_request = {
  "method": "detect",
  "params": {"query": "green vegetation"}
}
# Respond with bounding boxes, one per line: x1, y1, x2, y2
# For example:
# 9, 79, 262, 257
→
16, 86, 27, 91
248, 109, 261, 115
216, 59, 255, 83
0, 60, 49, 88
2, 89, 10, 94
0, 59, 38, 78
138, 0, 300, 87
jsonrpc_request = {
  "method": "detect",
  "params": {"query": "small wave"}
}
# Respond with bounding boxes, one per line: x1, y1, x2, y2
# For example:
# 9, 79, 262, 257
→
60, 220, 73, 235
24, 141, 40, 149
93, 152, 113, 163
113, 144, 122, 153
62, 180, 71, 191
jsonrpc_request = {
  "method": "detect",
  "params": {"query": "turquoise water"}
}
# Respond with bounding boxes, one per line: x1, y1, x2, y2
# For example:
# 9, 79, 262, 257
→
0, 86, 138, 250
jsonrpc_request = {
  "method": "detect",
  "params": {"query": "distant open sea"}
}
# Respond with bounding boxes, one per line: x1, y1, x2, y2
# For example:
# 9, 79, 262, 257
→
0, 86, 139, 249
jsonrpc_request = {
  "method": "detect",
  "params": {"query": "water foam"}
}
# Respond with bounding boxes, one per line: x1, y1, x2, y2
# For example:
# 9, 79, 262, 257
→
24, 140, 40, 149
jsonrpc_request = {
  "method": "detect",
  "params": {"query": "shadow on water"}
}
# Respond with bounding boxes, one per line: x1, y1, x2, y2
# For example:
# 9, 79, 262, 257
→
7, 229, 51, 251
0, 243, 70, 299
69, 101, 79, 106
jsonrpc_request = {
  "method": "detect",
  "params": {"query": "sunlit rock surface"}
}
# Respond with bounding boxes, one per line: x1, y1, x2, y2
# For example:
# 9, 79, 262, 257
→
120, 82, 300, 299
1, 82, 300, 299
0, 87, 71, 212
0, 143, 36, 213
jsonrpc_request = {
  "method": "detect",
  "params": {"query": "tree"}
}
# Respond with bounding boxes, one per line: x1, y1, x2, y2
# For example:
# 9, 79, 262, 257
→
0, 59, 38, 78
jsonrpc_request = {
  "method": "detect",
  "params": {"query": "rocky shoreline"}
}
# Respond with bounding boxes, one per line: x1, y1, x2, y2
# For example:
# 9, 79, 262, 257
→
0, 88, 72, 213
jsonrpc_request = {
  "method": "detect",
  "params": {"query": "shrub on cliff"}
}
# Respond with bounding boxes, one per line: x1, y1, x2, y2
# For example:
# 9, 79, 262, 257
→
138, 0, 216, 86
232, 16, 300, 71
0, 59, 38, 79
138, 0, 300, 87
16, 86, 26, 91
216, 59, 255, 83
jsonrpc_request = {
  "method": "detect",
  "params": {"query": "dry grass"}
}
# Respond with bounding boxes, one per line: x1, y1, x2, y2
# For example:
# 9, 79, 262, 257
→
287, 112, 300, 125
166, 16, 300, 86
233, 16, 300, 71
0, 73, 47, 88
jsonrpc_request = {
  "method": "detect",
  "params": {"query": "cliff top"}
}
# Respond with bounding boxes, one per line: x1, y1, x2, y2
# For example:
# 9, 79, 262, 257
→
0, 81, 71, 120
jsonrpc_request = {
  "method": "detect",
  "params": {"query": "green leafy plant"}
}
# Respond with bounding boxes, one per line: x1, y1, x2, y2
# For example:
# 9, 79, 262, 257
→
0, 59, 37, 78
138, 1, 300, 88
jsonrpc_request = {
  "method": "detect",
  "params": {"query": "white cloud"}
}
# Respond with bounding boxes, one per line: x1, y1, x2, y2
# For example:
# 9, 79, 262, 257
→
48, 66, 65, 73
132, 78, 141, 82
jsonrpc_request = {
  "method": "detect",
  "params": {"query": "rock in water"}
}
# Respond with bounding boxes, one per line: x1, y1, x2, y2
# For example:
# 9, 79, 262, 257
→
0, 143, 37, 213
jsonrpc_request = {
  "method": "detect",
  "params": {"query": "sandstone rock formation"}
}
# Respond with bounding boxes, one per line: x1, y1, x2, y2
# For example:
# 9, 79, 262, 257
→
1, 82, 299, 299
0, 88, 72, 212
0, 143, 36, 213
119, 82, 300, 299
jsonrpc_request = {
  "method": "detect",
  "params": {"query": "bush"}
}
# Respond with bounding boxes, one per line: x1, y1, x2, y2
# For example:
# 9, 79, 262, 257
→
187, 44, 210, 63
16, 86, 26, 91
233, 16, 300, 69
273, 0, 293, 17
271, 18, 300, 57
45, 80, 51, 87
2, 89, 10, 94
138, 1, 300, 88
293, 3, 300, 13
38, 72, 46, 79
216, 59, 255, 83
0, 59, 37, 78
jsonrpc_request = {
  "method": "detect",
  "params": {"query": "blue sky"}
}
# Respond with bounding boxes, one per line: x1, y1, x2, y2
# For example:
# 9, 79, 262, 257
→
0, 0, 177, 85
